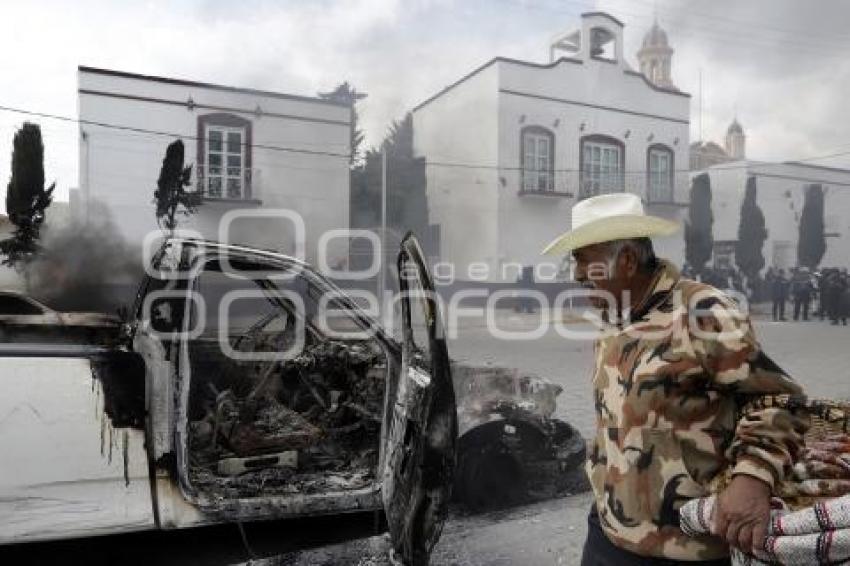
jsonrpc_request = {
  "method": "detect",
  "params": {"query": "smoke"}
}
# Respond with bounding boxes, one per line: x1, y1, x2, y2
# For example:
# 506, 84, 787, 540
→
26, 200, 144, 314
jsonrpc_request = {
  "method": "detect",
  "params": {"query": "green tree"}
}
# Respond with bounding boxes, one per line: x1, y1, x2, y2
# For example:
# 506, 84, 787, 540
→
384, 114, 429, 240
1, 122, 55, 268
684, 173, 714, 274
153, 139, 200, 233
351, 114, 429, 235
319, 82, 367, 167
351, 147, 382, 228
797, 183, 826, 269
735, 176, 768, 279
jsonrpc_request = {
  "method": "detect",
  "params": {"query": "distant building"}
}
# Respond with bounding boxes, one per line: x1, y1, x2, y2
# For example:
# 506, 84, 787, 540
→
691, 118, 850, 272
690, 118, 747, 170
412, 13, 690, 280
725, 119, 746, 160
690, 141, 731, 170
76, 66, 352, 264
693, 160, 850, 270
636, 19, 676, 90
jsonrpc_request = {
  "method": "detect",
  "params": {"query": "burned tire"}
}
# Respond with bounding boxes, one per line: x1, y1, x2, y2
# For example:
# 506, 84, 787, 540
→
454, 418, 588, 511
551, 419, 587, 470
456, 440, 525, 512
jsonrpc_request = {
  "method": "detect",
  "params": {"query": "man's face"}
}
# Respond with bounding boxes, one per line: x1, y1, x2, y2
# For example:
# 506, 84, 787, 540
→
571, 243, 631, 311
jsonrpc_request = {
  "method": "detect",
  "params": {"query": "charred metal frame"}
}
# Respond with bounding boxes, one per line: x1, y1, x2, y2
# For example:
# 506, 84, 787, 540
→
134, 239, 404, 523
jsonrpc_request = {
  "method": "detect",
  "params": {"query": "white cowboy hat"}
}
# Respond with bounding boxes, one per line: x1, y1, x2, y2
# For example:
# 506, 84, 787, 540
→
541, 193, 679, 255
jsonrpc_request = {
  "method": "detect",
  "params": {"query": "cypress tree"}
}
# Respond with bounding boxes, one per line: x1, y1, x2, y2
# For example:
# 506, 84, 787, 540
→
153, 139, 200, 233
684, 173, 714, 274
735, 176, 768, 279
1, 122, 55, 268
797, 183, 826, 269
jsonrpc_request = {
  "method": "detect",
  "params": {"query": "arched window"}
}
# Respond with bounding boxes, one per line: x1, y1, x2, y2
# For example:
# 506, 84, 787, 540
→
647, 143, 674, 202
197, 113, 253, 199
580, 134, 625, 198
520, 126, 555, 193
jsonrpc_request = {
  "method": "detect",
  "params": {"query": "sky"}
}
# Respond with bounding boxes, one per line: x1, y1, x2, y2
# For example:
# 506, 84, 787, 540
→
1, 0, 849, 209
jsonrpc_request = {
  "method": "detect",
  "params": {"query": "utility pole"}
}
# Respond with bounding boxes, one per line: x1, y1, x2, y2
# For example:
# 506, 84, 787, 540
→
378, 143, 387, 319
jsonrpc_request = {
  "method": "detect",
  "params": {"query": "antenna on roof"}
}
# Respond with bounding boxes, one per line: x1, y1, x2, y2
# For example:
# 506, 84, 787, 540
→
698, 68, 703, 143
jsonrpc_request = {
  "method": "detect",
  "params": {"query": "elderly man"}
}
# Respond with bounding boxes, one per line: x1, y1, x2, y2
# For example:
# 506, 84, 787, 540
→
542, 194, 808, 565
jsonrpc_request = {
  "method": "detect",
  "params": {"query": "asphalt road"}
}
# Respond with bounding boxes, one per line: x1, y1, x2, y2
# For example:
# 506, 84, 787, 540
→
449, 309, 850, 439
240, 492, 596, 566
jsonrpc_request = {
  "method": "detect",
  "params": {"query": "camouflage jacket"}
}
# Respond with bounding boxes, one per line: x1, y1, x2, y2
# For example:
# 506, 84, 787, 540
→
587, 260, 809, 560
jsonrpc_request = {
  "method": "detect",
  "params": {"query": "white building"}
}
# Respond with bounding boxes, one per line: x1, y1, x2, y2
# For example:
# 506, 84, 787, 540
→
694, 160, 850, 270
77, 66, 352, 264
412, 13, 690, 281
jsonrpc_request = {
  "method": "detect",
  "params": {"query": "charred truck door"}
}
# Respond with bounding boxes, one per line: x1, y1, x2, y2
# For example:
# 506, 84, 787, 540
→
382, 234, 457, 566
160, 242, 392, 525
131, 239, 206, 529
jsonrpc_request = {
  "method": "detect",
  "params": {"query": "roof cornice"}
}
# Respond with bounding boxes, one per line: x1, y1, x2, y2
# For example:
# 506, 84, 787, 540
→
78, 65, 349, 108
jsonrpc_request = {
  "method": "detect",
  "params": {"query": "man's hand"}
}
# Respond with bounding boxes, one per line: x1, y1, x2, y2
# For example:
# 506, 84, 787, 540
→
713, 474, 772, 554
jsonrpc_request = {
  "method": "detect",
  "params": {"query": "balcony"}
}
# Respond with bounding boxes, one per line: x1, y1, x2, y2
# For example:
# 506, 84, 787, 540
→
512, 170, 689, 205
642, 171, 690, 207
517, 171, 573, 198
196, 165, 262, 204
577, 177, 626, 200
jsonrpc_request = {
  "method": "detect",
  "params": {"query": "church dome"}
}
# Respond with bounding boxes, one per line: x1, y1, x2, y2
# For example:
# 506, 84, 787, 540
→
642, 21, 669, 48
727, 119, 744, 135
703, 141, 728, 156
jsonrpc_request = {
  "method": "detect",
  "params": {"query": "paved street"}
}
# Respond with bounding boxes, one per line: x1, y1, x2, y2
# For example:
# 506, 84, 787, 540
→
450, 308, 850, 439
245, 492, 596, 566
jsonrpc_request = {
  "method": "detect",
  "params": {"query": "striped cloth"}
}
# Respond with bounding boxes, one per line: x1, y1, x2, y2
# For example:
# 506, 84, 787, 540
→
680, 494, 850, 565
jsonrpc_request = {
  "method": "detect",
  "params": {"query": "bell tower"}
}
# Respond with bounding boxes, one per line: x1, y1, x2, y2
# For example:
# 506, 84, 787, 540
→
725, 119, 746, 160
637, 19, 675, 89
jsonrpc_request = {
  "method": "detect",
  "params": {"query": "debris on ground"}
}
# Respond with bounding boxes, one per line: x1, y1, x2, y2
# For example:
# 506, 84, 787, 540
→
189, 340, 388, 499
451, 363, 588, 511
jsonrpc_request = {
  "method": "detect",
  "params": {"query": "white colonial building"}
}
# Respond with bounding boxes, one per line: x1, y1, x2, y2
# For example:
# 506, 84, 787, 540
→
694, 160, 850, 270
412, 12, 690, 281
76, 66, 351, 264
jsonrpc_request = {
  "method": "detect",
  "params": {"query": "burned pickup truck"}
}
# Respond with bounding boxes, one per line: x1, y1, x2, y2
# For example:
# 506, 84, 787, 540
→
0, 235, 583, 564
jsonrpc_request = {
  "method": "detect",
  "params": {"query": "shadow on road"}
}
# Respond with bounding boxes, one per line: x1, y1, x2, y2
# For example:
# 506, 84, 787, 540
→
0, 511, 384, 566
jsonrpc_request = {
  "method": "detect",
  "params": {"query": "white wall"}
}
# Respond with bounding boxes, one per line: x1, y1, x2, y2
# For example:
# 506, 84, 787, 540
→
78, 69, 351, 265
496, 57, 689, 271
413, 64, 501, 277
699, 161, 850, 271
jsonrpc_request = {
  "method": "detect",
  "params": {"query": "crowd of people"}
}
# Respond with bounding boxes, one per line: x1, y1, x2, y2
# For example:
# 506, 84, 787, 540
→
679, 263, 850, 325
766, 266, 850, 324
681, 264, 747, 295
